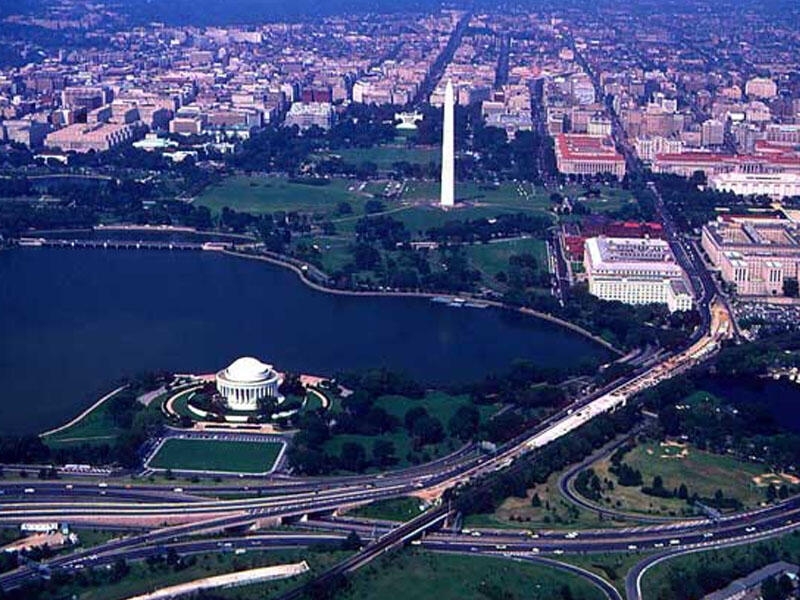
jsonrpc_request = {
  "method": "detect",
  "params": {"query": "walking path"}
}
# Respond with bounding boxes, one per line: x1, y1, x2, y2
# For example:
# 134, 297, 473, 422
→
40, 385, 128, 438
121, 561, 309, 600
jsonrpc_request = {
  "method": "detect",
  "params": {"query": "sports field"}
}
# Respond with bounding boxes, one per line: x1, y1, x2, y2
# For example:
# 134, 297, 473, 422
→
148, 438, 283, 474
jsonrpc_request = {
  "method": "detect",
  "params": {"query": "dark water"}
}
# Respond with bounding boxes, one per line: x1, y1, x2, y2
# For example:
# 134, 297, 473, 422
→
0, 247, 610, 434
696, 376, 800, 434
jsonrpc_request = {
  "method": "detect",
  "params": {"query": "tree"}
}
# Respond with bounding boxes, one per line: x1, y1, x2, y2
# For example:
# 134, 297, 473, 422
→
340, 442, 367, 472
678, 483, 688, 500
404, 406, 429, 432
448, 405, 480, 441
341, 530, 362, 551
110, 557, 129, 582
767, 483, 777, 502
372, 439, 397, 468
412, 416, 444, 446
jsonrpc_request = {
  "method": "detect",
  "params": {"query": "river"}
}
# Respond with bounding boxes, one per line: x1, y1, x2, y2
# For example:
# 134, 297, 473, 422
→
0, 247, 611, 434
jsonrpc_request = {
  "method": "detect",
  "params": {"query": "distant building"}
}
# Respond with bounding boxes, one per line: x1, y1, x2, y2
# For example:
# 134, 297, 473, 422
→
702, 215, 800, 296
701, 119, 725, 147
284, 102, 334, 131
634, 136, 683, 163
554, 134, 626, 179
3, 118, 50, 148
45, 122, 139, 153
702, 561, 798, 600
709, 172, 800, 199
395, 111, 423, 130
133, 132, 179, 152
744, 77, 777, 100
584, 237, 693, 312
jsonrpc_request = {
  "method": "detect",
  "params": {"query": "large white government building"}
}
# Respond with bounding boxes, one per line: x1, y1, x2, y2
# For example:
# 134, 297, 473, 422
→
709, 172, 800, 200
584, 237, 693, 312
701, 215, 800, 297
216, 357, 283, 411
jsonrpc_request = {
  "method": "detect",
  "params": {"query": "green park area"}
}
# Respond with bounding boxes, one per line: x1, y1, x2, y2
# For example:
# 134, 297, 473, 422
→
464, 466, 628, 531
30, 548, 349, 600
331, 146, 440, 169
194, 175, 369, 216
337, 549, 604, 600
148, 438, 283, 474
464, 237, 548, 282
349, 497, 425, 522
323, 392, 499, 471
561, 184, 636, 215
43, 388, 165, 449
588, 438, 774, 516
641, 531, 800, 600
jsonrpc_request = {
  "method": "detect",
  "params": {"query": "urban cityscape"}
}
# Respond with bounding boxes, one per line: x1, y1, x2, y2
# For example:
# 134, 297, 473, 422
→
0, 0, 799, 599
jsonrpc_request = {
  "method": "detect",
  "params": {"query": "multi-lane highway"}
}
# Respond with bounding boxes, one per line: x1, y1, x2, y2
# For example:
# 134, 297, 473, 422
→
0, 255, 768, 600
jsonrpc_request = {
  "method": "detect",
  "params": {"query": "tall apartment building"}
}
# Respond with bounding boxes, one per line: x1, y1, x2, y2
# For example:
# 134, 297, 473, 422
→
584, 237, 693, 312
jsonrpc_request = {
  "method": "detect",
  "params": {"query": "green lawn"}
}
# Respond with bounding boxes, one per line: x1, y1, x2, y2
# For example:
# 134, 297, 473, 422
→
591, 437, 770, 516
148, 438, 283, 474
563, 551, 656, 597
375, 391, 497, 427
464, 467, 631, 531
464, 237, 548, 281
641, 531, 800, 600
400, 180, 553, 212
337, 549, 605, 600
44, 389, 167, 449
333, 146, 440, 169
49, 549, 349, 600
349, 497, 425, 522
195, 175, 368, 216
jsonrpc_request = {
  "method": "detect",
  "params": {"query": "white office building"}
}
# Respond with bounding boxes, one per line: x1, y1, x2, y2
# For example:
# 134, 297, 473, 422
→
709, 172, 800, 200
584, 237, 693, 312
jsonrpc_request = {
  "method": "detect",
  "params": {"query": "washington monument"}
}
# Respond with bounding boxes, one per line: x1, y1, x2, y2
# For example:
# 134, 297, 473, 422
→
440, 79, 455, 208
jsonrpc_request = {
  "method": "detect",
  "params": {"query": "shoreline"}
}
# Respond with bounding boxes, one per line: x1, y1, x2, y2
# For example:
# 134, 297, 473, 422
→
8, 232, 623, 356
40, 384, 128, 439
218, 248, 623, 355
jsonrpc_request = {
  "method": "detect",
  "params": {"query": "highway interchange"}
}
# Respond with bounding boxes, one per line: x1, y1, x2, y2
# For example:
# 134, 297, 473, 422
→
0, 188, 791, 599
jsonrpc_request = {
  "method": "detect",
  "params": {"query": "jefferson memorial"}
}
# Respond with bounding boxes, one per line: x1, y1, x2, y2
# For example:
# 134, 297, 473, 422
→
215, 356, 283, 411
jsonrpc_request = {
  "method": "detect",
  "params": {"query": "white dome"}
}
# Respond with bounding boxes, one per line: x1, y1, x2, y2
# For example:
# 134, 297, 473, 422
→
224, 356, 273, 383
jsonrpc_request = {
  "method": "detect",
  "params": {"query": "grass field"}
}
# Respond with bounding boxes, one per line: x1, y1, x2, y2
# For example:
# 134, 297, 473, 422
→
464, 467, 629, 531
51, 548, 349, 600
337, 549, 605, 600
195, 175, 368, 216
349, 497, 425, 522
333, 146, 439, 169
592, 438, 769, 515
563, 551, 655, 597
44, 389, 167, 449
641, 530, 800, 600
148, 438, 283, 474
464, 237, 548, 282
